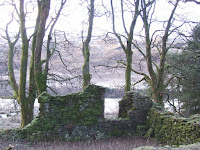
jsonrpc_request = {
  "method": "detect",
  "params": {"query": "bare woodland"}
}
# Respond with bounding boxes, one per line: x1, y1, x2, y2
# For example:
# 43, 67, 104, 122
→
0, 0, 199, 128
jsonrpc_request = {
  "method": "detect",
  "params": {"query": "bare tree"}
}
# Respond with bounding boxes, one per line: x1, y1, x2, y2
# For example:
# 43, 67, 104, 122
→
110, 0, 140, 92
129, 0, 181, 105
0, 0, 67, 127
82, 0, 95, 89
34, 0, 67, 94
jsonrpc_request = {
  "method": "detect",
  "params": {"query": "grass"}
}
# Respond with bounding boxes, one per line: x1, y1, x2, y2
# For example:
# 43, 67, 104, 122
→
0, 136, 159, 150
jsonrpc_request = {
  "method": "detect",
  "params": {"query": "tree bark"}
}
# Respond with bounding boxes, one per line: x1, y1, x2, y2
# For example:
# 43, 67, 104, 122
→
82, 0, 95, 89
26, 2, 42, 124
8, 44, 18, 97
19, 0, 31, 127
34, 0, 51, 94
18, 0, 49, 127
6, 25, 20, 97
125, 49, 132, 92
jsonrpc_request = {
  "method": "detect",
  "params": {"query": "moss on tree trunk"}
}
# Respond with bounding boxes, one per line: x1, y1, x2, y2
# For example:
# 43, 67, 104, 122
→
82, 0, 94, 89
20, 97, 34, 127
7, 32, 19, 97
34, 0, 51, 94
17, 0, 39, 127
82, 44, 91, 88
125, 50, 133, 92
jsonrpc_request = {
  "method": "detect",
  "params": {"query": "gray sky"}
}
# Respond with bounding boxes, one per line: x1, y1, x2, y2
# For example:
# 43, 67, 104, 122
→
0, 0, 199, 41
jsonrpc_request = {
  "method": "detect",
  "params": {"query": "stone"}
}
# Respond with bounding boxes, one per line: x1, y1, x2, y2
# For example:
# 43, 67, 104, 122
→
148, 108, 200, 145
119, 91, 152, 125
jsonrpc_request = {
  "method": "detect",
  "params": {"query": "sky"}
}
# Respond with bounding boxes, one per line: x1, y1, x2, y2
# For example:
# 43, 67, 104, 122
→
0, 0, 199, 40
62, 0, 200, 37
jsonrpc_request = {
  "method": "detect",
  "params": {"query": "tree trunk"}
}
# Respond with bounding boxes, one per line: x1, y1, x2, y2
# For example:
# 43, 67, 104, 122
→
82, 0, 95, 89
44, 34, 51, 85
18, 0, 37, 127
151, 85, 164, 105
152, 0, 179, 105
111, 0, 139, 92
82, 43, 91, 88
35, 0, 51, 94
125, 0, 139, 92
18, 39, 29, 127
19, 0, 30, 128
125, 48, 133, 92
26, 4, 42, 123
20, 97, 34, 127
7, 29, 20, 97
8, 46, 18, 97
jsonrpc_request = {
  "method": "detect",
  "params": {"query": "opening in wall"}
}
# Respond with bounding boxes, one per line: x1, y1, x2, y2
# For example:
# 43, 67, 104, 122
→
104, 98, 121, 119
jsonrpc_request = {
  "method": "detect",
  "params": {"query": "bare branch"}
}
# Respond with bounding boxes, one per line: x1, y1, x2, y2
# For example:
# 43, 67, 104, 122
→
121, 0, 128, 36
132, 40, 146, 58
118, 60, 151, 81
164, 93, 184, 116
184, 0, 200, 4
110, 0, 126, 53
133, 77, 146, 86
165, 75, 186, 88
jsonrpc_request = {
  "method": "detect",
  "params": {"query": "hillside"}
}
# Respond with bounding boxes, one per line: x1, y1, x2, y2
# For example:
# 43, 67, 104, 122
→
0, 37, 149, 96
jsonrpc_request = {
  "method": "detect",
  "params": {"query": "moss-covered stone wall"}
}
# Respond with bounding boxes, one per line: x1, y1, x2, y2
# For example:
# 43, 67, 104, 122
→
38, 84, 105, 125
16, 85, 107, 141
119, 91, 152, 125
1, 85, 137, 141
147, 108, 200, 145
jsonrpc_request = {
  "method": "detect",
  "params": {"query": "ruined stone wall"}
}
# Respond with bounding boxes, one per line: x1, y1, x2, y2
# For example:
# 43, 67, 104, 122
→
147, 108, 200, 145
4, 86, 199, 145
119, 91, 152, 125
7, 85, 137, 141
38, 84, 105, 126
24, 89, 200, 143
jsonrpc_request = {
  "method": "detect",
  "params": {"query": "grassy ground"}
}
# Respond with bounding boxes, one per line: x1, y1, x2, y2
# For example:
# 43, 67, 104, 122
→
0, 136, 159, 150
134, 143, 200, 150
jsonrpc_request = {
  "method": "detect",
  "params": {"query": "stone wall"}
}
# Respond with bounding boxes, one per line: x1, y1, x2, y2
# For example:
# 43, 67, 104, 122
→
5, 85, 138, 141
2, 86, 199, 145
147, 108, 200, 145
38, 84, 105, 125
119, 91, 152, 125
